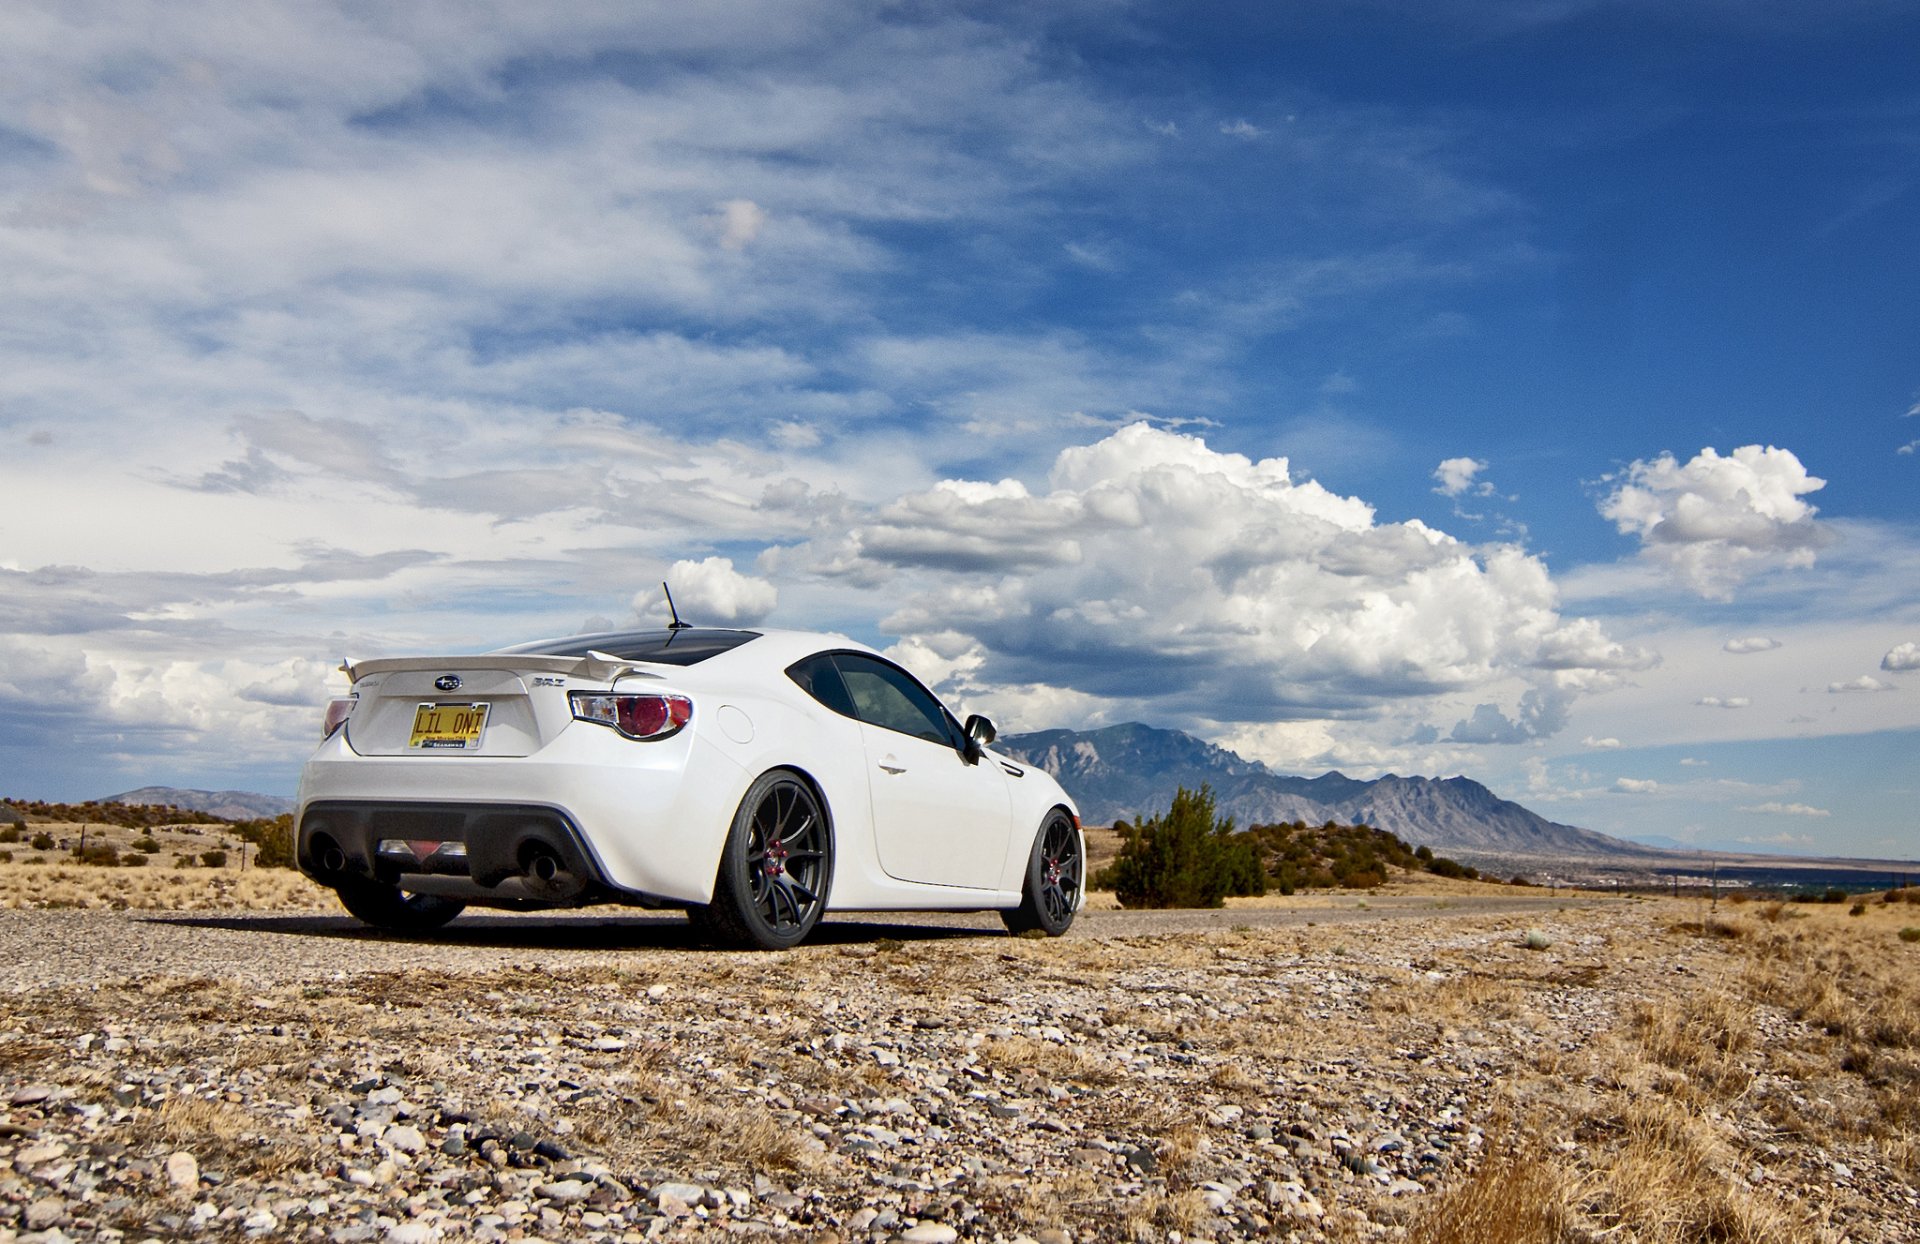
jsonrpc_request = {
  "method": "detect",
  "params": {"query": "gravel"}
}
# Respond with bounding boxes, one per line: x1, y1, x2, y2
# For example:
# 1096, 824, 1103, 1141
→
1, 898, 1914, 1241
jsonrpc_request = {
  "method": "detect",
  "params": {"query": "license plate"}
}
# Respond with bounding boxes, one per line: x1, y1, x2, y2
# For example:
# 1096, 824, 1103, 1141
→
408, 702, 490, 750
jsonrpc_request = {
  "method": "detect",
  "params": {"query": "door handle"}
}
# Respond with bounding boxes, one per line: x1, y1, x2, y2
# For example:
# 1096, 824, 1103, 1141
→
878, 758, 907, 775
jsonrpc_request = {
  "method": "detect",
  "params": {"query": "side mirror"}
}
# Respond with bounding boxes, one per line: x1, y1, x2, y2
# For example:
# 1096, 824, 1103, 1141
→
964, 713, 997, 746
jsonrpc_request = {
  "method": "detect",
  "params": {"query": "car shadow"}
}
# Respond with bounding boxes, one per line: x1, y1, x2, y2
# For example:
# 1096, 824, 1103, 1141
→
141, 911, 1002, 950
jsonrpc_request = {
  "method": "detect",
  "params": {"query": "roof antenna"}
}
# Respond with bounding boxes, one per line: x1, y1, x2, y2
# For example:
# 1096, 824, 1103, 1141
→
661, 581, 692, 630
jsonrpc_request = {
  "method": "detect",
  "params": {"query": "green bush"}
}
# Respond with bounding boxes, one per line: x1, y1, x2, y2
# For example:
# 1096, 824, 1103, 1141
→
232, 815, 296, 869
0, 822, 21, 843
30, 832, 54, 851
1901, 928, 1920, 944
200, 850, 228, 869
1095, 785, 1265, 909
132, 836, 161, 854
76, 844, 119, 867
120, 852, 146, 867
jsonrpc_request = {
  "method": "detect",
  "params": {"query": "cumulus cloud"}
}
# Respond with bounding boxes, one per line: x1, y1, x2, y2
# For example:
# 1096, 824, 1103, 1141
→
1828, 675, 1895, 693
1613, 777, 1659, 794
1220, 119, 1264, 138
1739, 801, 1831, 818
1432, 457, 1490, 498
653, 557, 778, 626
1697, 696, 1750, 708
1882, 642, 1920, 672
1599, 445, 1828, 598
713, 199, 767, 251
1723, 636, 1781, 654
771, 424, 1649, 737
1583, 736, 1621, 749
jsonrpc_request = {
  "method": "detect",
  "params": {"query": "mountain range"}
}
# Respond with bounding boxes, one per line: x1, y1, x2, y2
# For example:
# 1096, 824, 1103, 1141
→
998, 722, 1638, 859
106, 787, 297, 822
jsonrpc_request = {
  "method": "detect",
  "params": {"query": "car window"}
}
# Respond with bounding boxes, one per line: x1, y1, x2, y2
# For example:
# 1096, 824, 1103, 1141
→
786, 654, 858, 719
831, 654, 958, 746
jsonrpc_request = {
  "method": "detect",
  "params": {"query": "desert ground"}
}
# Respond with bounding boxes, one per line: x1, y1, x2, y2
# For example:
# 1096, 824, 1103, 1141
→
2, 821, 1918, 1243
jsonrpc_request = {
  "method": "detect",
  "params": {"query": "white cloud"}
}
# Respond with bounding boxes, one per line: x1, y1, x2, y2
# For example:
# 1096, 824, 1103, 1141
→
654, 557, 778, 626
1613, 777, 1659, 794
1722, 636, 1781, 654
713, 199, 768, 252
1582, 736, 1621, 749
1220, 119, 1264, 139
1598, 445, 1828, 598
1828, 675, 1895, 693
1432, 456, 1490, 498
1882, 641, 1920, 672
772, 423, 1649, 739
1697, 696, 1750, 708
1679, 757, 1708, 766
1739, 801, 1831, 818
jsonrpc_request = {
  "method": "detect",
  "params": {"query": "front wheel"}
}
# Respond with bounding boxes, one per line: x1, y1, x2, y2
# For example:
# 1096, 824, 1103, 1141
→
1001, 810, 1081, 937
704, 771, 833, 950
334, 878, 465, 933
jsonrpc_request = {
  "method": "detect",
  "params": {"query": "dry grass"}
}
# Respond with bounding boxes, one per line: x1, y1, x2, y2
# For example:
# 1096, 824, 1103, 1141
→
1407, 1131, 1572, 1244
0, 825, 334, 911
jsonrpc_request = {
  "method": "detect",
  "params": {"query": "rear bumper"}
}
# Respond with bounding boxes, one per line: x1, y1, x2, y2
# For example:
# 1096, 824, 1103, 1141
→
298, 800, 625, 904
295, 722, 750, 905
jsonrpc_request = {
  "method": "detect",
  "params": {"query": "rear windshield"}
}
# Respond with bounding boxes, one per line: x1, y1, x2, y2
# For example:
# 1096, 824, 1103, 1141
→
496, 628, 761, 666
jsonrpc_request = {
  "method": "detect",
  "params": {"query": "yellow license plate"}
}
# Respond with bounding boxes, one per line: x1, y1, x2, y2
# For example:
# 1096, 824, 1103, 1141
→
408, 702, 490, 750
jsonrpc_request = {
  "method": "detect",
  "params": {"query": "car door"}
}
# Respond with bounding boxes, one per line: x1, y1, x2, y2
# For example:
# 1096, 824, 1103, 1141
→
829, 653, 1013, 890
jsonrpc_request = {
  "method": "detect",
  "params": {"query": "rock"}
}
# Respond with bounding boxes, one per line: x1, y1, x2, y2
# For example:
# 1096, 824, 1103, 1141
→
1036, 1230, 1073, 1244
536, 1179, 593, 1202
10, 1084, 55, 1106
651, 1180, 706, 1206
385, 1124, 427, 1154
26, 1196, 68, 1230
165, 1151, 200, 1192
900, 1224, 959, 1243
367, 1086, 405, 1107
16, 1142, 65, 1165
387, 1223, 441, 1244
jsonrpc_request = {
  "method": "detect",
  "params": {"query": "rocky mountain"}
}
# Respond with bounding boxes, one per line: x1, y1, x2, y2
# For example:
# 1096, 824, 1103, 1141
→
104, 787, 297, 822
999, 722, 1638, 858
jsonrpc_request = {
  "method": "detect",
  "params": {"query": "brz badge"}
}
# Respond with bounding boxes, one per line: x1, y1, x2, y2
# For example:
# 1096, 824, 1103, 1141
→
434, 674, 462, 691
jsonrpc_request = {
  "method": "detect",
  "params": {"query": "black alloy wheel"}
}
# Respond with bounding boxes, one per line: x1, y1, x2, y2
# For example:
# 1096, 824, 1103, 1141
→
1002, 810, 1081, 937
705, 770, 832, 950
334, 878, 466, 933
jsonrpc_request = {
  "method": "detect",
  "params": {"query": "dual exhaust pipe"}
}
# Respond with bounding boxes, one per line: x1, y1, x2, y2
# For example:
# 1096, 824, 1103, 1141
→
309, 833, 584, 900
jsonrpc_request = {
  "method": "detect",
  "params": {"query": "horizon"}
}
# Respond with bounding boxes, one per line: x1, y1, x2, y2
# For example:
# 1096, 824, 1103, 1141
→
1, 2, 1915, 857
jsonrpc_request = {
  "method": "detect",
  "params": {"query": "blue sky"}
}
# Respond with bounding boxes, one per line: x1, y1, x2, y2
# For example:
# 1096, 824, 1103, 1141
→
1, 1, 1915, 857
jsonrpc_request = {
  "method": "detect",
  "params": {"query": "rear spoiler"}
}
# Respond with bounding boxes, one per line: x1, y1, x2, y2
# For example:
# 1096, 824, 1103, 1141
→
342, 650, 662, 684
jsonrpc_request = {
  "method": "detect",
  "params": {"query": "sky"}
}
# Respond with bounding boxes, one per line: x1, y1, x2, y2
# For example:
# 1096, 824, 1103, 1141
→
1, 0, 1916, 858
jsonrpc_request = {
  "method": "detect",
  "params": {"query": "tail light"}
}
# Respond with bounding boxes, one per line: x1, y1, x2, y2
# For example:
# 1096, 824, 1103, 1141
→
322, 696, 357, 739
570, 692, 692, 741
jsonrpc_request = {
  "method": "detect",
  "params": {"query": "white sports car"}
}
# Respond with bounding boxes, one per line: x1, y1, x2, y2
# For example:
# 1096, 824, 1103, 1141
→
295, 625, 1084, 948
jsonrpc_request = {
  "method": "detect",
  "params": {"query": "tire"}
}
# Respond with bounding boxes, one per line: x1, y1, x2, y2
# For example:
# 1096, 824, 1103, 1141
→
1001, 810, 1081, 937
704, 770, 833, 950
334, 878, 465, 933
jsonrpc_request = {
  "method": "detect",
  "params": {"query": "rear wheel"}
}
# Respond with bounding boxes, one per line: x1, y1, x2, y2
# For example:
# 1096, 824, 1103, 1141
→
334, 878, 465, 932
1001, 811, 1081, 937
705, 771, 832, 950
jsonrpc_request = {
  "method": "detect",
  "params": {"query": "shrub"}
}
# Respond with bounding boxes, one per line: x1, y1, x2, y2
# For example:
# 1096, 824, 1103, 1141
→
200, 850, 227, 869
1850, 903, 1868, 917
0, 823, 21, 843
1095, 785, 1265, 909
0, 850, 11, 863
30, 832, 54, 851
76, 844, 119, 867
1901, 928, 1920, 944
132, 836, 161, 854
232, 815, 296, 869
174, 853, 198, 868
120, 852, 146, 867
